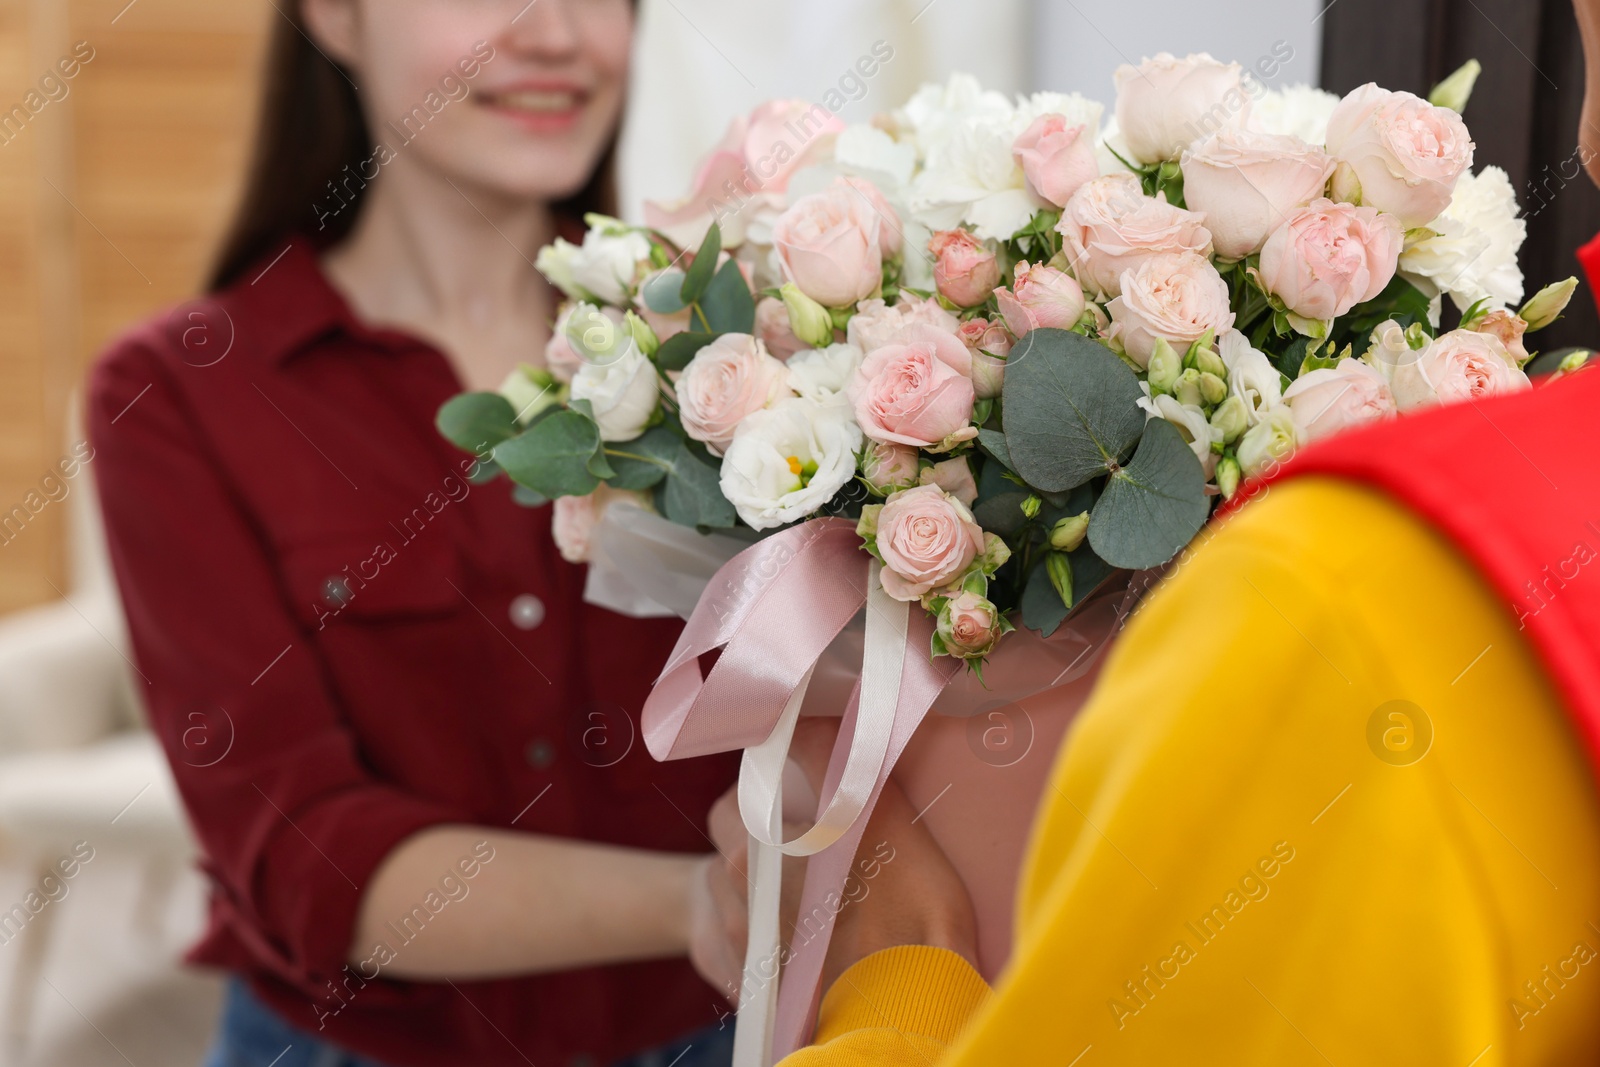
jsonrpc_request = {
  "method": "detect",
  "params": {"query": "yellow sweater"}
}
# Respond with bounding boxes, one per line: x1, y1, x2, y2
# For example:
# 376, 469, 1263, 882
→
784, 478, 1600, 1066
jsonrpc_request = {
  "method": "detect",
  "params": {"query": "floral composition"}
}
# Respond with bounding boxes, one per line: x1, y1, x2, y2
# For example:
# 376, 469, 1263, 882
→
439, 56, 1583, 669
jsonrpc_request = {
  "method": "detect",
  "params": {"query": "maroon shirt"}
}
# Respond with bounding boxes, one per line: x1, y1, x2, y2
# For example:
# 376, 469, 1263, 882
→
87, 239, 737, 1067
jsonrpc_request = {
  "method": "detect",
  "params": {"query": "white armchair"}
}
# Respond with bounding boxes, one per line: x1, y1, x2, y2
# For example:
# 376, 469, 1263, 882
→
0, 403, 195, 1057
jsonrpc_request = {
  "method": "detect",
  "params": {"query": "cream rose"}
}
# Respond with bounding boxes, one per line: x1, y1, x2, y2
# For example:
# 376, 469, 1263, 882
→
918, 457, 979, 507
1013, 113, 1099, 208
850, 325, 976, 448
936, 591, 1004, 659
1379, 328, 1530, 411
1281, 359, 1397, 442
1324, 84, 1474, 227
1257, 199, 1403, 321
860, 441, 921, 496
873, 484, 985, 601
719, 397, 863, 531
1180, 128, 1335, 260
1107, 251, 1236, 369
773, 178, 884, 309
1057, 173, 1214, 298
674, 334, 792, 455
995, 260, 1087, 340
930, 229, 1002, 308
955, 317, 1011, 400
1114, 52, 1254, 164
846, 296, 960, 354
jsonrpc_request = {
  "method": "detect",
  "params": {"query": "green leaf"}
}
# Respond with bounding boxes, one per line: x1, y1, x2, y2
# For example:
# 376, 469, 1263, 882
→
699, 257, 756, 334
602, 425, 678, 491
437, 392, 518, 454
587, 449, 617, 480
1002, 328, 1146, 492
972, 490, 1032, 536
976, 428, 1015, 472
680, 224, 722, 305
1272, 335, 1313, 380
642, 270, 690, 315
656, 331, 723, 372
1020, 559, 1071, 637
492, 410, 605, 499
466, 458, 503, 485
1068, 542, 1118, 605
662, 440, 737, 528
511, 485, 550, 508
1087, 418, 1209, 569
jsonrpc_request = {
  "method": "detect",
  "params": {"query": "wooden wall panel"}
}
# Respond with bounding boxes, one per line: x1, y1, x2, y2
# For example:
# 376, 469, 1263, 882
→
0, 0, 269, 614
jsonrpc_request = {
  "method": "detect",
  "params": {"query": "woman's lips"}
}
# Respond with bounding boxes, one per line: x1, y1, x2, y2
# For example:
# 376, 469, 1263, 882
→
477, 87, 587, 133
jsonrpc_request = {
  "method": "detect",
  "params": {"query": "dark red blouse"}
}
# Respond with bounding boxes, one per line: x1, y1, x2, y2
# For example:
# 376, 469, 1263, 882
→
87, 239, 737, 1067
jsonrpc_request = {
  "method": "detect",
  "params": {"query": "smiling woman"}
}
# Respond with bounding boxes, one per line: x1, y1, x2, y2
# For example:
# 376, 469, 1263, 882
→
87, 2, 739, 1067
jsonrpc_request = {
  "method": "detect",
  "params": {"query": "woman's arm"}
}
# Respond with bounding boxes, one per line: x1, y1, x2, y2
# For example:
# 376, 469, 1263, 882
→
353, 826, 708, 978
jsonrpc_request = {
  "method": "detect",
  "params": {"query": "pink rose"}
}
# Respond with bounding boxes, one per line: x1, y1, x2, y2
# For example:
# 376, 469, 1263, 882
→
552, 493, 599, 564
1114, 52, 1253, 164
1057, 174, 1214, 299
929, 229, 1002, 308
1180, 128, 1336, 260
773, 178, 884, 309
1107, 251, 1236, 368
1257, 198, 1403, 321
936, 591, 1003, 659
840, 176, 904, 258
754, 296, 809, 360
1382, 328, 1530, 410
860, 441, 921, 495
1281, 359, 1397, 442
1467, 309, 1530, 364
1013, 114, 1099, 208
918, 457, 979, 506
1325, 84, 1474, 227
850, 327, 976, 448
995, 260, 1087, 339
675, 333, 792, 455
874, 485, 985, 602
956, 318, 1012, 400
847, 297, 960, 354
644, 100, 844, 248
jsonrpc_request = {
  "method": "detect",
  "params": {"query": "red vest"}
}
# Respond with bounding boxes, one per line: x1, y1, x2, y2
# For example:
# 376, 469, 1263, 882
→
1251, 367, 1600, 771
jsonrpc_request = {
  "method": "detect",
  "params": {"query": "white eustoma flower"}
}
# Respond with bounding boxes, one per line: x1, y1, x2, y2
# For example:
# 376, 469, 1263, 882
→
537, 223, 653, 305
569, 332, 659, 442
1398, 166, 1526, 313
894, 73, 1015, 159
786, 344, 864, 405
719, 397, 863, 530
1014, 91, 1105, 137
1219, 330, 1283, 426
1138, 386, 1219, 476
1236, 404, 1303, 476
910, 122, 1045, 241
1248, 84, 1342, 144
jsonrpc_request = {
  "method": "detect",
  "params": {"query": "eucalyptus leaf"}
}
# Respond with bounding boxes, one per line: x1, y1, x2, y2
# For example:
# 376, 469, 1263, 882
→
437, 392, 518, 454
662, 440, 737, 528
972, 490, 1032, 536
511, 485, 550, 508
492, 410, 604, 499
1020, 559, 1071, 637
642, 270, 690, 315
976, 428, 1015, 473
602, 425, 678, 491
1002, 329, 1146, 492
699, 257, 756, 334
1087, 418, 1209, 570
466, 458, 503, 486
656, 331, 723, 372
680, 224, 722, 305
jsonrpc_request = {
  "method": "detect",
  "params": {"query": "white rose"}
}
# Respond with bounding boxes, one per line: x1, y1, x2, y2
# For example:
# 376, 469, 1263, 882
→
1114, 53, 1254, 164
1218, 330, 1283, 426
786, 343, 864, 404
1375, 328, 1530, 411
1107, 251, 1236, 368
1236, 404, 1303, 477
719, 397, 864, 531
569, 335, 659, 442
1398, 166, 1526, 313
1281, 359, 1397, 442
1057, 174, 1213, 299
1248, 84, 1341, 144
1324, 84, 1474, 228
1138, 387, 1219, 476
1180, 128, 1335, 260
675, 334, 792, 455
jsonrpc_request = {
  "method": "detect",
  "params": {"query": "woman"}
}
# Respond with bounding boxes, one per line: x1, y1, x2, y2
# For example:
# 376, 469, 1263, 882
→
87, 2, 738, 1065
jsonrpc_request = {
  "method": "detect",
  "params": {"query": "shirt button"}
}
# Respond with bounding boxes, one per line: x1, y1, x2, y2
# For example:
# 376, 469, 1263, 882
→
526, 738, 555, 769
322, 576, 353, 607
510, 594, 545, 630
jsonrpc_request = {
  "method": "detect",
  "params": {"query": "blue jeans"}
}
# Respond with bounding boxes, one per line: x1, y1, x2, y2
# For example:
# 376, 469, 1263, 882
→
202, 977, 735, 1067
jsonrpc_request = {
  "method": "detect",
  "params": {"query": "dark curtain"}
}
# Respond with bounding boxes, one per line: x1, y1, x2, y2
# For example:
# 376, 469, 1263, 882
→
1322, 0, 1600, 349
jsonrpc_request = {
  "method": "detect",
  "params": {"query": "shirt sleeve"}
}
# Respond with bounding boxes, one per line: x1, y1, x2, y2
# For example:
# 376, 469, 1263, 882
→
88, 339, 471, 996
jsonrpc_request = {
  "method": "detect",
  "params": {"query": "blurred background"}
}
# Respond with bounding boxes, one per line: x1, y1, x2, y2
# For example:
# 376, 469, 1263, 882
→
0, 0, 1588, 1063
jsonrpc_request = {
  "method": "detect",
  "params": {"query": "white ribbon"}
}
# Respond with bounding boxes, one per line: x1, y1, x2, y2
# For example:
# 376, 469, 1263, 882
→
732, 560, 908, 1067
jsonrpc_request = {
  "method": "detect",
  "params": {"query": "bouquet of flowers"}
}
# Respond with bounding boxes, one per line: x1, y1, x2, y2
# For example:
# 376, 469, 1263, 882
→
439, 55, 1580, 673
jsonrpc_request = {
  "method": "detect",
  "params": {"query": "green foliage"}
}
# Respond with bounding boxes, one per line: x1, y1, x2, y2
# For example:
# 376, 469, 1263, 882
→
602, 426, 679, 491
437, 392, 518, 454
1087, 419, 1209, 569
655, 331, 723, 372
680, 224, 722, 305
493, 410, 607, 499
700, 257, 756, 334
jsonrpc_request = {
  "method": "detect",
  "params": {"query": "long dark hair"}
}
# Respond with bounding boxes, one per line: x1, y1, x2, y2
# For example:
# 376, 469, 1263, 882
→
209, 4, 619, 291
